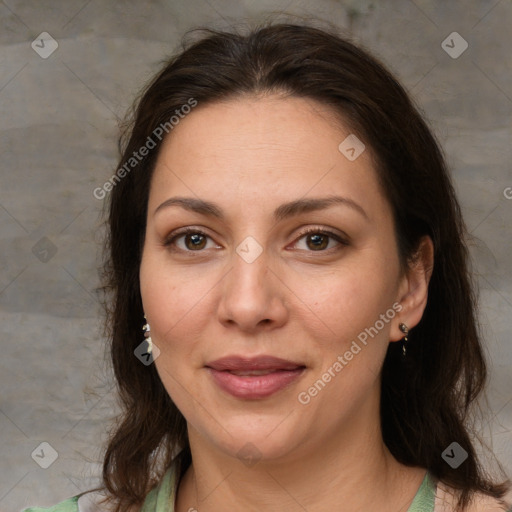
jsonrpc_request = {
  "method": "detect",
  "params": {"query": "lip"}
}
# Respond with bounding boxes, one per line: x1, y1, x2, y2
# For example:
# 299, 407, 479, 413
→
205, 355, 306, 399
206, 355, 304, 371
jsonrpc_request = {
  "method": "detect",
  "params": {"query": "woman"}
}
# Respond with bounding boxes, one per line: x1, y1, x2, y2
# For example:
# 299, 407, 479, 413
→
24, 21, 511, 512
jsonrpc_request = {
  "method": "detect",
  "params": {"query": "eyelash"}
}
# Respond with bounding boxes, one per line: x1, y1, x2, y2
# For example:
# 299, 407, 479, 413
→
163, 226, 348, 254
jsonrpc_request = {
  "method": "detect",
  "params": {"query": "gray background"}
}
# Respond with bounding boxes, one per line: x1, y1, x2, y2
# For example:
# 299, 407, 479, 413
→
0, 0, 511, 509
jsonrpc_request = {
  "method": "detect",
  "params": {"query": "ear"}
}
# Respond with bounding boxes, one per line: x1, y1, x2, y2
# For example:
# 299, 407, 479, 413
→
389, 235, 434, 342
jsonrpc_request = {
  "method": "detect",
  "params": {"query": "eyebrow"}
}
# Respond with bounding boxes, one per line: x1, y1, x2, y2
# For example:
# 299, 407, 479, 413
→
154, 195, 368, 221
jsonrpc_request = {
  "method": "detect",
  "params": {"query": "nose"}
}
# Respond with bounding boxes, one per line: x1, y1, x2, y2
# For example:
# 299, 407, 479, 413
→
217, 248, 289, 333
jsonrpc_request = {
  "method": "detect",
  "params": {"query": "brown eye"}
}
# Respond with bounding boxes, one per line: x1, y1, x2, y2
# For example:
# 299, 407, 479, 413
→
164, 228, 217, 252
183, 232, 207, 250
293, 228, 348, 252
305, 233, 329, 251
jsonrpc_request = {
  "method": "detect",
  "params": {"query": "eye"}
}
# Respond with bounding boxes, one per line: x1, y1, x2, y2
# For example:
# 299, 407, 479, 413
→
163, 226, 348, 254
163, 227, 219, 252
292, 227, 348, 252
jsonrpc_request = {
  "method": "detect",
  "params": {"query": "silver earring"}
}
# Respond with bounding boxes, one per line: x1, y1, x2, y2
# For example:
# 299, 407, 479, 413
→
142, 315, 153, 354
399, 323, 409, 357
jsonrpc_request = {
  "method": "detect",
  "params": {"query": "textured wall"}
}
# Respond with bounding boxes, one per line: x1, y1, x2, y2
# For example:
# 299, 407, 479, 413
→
0, 0, 511, 509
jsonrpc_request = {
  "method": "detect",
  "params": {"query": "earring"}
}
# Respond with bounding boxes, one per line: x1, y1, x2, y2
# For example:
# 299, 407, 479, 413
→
142, 315, 153, 354
399, 323, 409, 356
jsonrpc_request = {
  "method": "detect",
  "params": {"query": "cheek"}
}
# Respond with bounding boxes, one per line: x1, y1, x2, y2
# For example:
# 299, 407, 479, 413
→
139, 254, 223, 391
140, 252, 216, 328
294, 259, 396, 343
300, 267, 396, 407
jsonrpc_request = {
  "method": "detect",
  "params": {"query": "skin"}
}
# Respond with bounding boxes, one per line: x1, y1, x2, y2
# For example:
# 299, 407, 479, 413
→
139, 94, 435, 512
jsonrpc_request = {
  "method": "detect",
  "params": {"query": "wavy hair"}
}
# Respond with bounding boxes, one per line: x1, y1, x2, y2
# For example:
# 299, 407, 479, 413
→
95, 20, 509, 511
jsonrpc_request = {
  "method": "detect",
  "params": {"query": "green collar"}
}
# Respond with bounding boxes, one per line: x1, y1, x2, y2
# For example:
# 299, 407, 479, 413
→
408, 472, 437, 512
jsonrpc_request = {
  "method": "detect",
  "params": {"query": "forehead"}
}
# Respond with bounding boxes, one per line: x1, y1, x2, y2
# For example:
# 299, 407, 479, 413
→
148, 95, 388, 221
158, 95, 346, 165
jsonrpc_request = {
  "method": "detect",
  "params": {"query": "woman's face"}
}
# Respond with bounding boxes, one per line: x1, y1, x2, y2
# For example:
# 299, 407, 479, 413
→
140, 95, 412, 463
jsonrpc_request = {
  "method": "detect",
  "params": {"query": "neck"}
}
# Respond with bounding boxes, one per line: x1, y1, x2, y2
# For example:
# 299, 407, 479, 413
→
176, 391, 424, 511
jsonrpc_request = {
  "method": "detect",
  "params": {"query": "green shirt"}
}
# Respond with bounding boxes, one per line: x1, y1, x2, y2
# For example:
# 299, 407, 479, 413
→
22, 466, 437, 512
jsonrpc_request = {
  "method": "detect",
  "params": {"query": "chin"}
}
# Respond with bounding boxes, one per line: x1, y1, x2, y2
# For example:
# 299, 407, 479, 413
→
193, 414, 307, 465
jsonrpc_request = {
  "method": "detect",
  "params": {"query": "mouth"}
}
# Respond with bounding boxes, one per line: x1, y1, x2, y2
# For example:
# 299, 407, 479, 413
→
224, 369, 293, 376
205, 355, 306, 399
205, 355, 305, 372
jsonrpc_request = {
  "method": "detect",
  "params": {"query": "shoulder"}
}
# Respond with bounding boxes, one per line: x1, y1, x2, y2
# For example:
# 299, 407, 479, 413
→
464, 492, 512, 512
435, 481, 512, 512
21, 492, 132, 512
21, 496, 79, 512
75, 490, 140, 512
21, 457, 180, 512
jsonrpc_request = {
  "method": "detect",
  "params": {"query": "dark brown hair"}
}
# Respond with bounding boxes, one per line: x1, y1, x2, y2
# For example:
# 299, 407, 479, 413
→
96, 20, 509, 511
